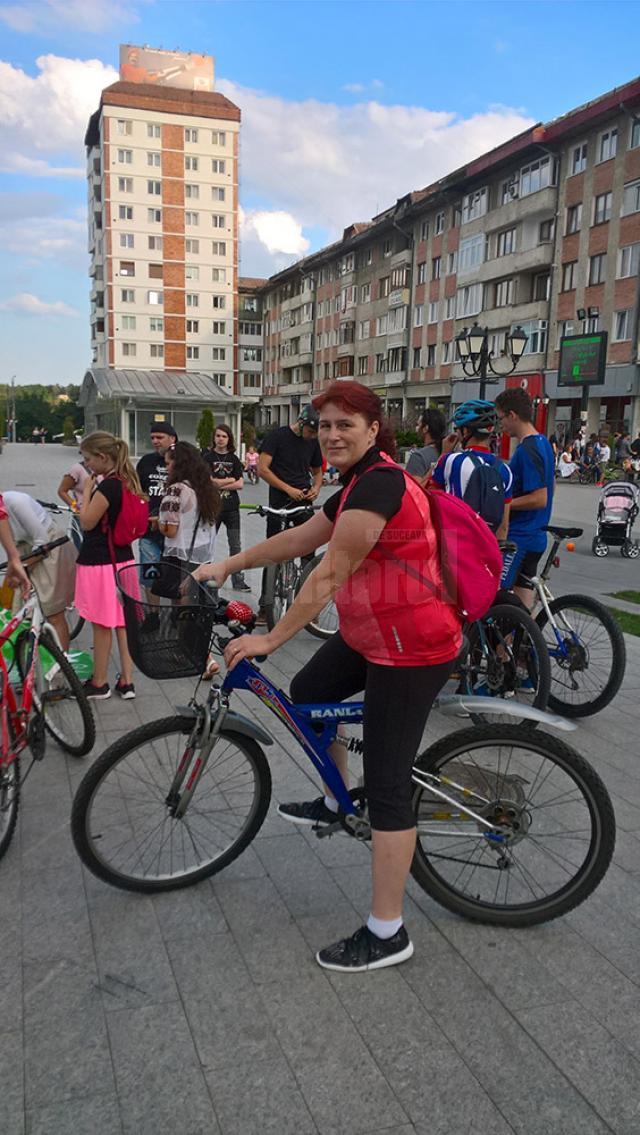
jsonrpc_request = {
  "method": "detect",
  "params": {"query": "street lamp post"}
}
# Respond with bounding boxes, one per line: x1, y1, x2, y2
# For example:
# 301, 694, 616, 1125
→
454, 324, 528, 400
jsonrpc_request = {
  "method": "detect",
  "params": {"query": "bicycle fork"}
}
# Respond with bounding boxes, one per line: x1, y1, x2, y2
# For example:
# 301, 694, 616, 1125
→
165, 699, 229, 820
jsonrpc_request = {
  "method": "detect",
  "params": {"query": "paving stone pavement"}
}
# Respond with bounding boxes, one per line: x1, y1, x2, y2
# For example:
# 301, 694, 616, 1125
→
2, 445, 640, 1134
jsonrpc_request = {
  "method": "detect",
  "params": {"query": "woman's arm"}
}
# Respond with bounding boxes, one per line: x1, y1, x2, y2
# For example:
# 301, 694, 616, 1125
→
158, 484, 181, 539
79, 481, 110, 530
57, 474, 77, 509
215, 476, 243, 490
0, 516, 30, 597
193, 509, 333, 585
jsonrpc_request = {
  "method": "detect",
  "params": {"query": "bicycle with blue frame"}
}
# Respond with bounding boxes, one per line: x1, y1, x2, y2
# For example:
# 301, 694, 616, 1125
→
71, 562, 615, 927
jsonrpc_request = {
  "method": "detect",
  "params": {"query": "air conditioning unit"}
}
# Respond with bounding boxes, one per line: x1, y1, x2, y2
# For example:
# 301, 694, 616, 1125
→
507, 177, 519, 200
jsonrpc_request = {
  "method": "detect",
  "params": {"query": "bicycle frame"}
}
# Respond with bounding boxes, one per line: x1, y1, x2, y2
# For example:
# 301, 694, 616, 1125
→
0, 595, 44, 764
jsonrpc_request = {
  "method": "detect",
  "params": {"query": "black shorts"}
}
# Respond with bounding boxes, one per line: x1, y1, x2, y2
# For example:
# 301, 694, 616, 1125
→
501, 547, 542, 590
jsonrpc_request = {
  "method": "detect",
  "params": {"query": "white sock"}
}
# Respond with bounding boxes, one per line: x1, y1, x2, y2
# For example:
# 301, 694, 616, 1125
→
367, 914, 403, 940
324, 794, 339, 814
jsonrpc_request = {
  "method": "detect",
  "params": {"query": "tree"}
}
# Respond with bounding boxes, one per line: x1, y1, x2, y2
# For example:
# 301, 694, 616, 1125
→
63, 415, 76, 444
196, 407, 215, 451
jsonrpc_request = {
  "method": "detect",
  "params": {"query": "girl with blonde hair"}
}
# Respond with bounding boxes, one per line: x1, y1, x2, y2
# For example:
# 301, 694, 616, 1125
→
74, 431, 144, 700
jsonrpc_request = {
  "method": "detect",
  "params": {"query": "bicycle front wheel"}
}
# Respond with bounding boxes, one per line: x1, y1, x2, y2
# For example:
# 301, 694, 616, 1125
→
264, 562, 287, 630
411, 724, 615, 927
0, 755, 20, 862
536, 594, 626, 717
462, 604, 551, 726
17, 630, 95, 757
300, 553, 339, 640
71, 717, 272, 892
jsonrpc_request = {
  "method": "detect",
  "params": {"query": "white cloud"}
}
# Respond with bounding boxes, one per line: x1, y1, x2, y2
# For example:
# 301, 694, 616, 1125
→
241, 208, 310, 257
0, 0, 141, 34
0, 292, 80, 318
343, 83, 365, 94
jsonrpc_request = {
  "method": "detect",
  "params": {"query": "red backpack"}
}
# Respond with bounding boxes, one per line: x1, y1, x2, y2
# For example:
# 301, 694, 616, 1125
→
102, 476, 149, 549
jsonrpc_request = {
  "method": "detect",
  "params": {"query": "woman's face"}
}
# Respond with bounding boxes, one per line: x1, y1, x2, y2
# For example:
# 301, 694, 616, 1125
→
82, 450, 111, 475
215, 429, 229, 450
318, 402, 379, 472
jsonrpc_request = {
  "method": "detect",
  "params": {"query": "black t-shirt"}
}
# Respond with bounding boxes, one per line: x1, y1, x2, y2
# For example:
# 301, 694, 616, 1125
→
137, 451, 168, 541
202, 449, 244, 512
76, 479, 133, 566
259, 426, 323, 508
323, 447, 405, 524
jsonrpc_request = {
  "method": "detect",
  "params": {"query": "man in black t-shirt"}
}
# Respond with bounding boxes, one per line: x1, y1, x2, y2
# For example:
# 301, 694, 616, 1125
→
136, 421, 177, 595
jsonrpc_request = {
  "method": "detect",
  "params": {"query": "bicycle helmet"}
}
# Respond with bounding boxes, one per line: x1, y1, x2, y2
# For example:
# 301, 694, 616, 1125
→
298, 405, 319, 430
452, 400, 498, 432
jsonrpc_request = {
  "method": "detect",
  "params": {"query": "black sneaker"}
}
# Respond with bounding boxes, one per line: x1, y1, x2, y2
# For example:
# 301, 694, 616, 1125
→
115, 676, 136, 700
82, 679, 111, 700
277, 796, 337, 828
233, 580, 252, 592
316, 925, 413, 973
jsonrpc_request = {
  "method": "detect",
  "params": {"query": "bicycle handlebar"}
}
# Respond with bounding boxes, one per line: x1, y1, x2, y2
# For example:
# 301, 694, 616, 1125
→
0, 535, 70, 572
239, 503, 318, 517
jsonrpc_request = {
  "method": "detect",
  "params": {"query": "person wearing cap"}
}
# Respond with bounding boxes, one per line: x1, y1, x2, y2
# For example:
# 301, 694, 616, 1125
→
256, 406, 323, 623
136, 421, 177, 602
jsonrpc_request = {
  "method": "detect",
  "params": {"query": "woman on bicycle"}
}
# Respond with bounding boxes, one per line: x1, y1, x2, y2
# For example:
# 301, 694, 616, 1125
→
195, 381, 462, 973
75, 431, 143, 701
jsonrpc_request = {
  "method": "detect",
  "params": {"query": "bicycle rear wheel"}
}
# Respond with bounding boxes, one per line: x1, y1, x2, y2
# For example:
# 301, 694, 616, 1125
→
16, 630, 95, 757
461, 605, 551, 726
71, 716, 272, 892
536, 594, 626, 717
263, 562, 287, 630
0, 755, 19, 862
300, 553, 339, 640
66, 606, 85, 642
411, 724, 615, 927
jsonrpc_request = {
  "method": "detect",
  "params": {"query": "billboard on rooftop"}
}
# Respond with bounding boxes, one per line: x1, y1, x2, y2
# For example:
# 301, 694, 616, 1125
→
119, 45, 214, 91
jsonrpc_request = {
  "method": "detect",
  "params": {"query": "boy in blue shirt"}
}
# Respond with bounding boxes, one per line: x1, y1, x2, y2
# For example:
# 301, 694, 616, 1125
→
495, 388, 555, 605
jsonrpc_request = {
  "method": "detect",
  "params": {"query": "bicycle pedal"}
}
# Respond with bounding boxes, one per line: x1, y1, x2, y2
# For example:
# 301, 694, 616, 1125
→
315, 820, 343, 839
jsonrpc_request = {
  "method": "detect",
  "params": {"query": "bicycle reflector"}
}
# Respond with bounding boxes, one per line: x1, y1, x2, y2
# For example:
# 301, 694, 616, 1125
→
225, 601, 255, 625
553, 556, 561, 568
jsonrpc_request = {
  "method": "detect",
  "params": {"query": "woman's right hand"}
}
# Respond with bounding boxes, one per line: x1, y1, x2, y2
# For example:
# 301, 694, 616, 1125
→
193, 561, 229, 587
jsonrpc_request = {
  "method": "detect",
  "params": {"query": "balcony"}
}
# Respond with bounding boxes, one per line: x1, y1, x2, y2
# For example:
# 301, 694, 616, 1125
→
390, 247, 412, 270
473, 242, 553, 286
484, 186, 557, 232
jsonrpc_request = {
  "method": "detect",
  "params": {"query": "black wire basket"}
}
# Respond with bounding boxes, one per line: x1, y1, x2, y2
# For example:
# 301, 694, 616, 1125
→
116, 562, 217, 680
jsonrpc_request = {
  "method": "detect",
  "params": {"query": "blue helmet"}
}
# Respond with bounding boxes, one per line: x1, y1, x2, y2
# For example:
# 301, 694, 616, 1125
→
452, 400, 498, 432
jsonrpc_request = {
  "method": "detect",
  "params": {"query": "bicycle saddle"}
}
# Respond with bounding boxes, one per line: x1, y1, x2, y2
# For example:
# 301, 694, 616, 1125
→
544, 525, 583, 539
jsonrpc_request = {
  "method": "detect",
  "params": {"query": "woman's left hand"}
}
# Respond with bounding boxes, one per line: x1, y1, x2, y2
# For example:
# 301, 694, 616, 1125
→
224, 633, 274, 671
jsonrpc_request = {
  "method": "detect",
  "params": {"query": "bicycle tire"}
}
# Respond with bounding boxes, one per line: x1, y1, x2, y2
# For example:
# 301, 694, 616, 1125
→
462, 604, 551, 726
411, 724, 615, 927
16, 630, 95, 757
300, 553, 339, 640
263, 562, 284, 630
67, 607, 85, 642
0, 753, 19, 862
536, 594, 626, 717
71, 716, 272, 893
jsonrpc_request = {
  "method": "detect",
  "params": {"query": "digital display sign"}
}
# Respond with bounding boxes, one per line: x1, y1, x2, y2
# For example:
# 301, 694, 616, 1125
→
119, 45, 214, 91
558, 332, 608, 387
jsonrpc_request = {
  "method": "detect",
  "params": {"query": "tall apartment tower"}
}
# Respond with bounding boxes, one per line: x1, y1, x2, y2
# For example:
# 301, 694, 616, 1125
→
84, 47, 241, 438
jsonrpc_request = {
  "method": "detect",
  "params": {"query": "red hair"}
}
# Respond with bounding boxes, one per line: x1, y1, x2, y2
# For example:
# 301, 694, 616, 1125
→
312, 381, 397, 458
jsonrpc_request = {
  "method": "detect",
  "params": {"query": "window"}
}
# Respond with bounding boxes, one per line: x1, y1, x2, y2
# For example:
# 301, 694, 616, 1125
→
614, 310, 631, 340
150, 344, 164, 359
185, 265, 199, 280
118, 205, 133, 220
211, 159, 226, 173
212, 347, 226, 361
122, 342, 136, 357
461, 187, 488, 224
118, 177, 133, 193
185, 238, 199, 254
495, 278, 516, 307
428, 301, 438, 324
414, 304, 424, 327
358, 355, 368, 376
185, 184, 199, 199
119, 260, 135, 277
442, 341, 453, 364
212, 240, 226, 255
147, 180, 161, 195
122, 315, 136, 329
431, 256, 441, 280
539, 218, 555, 243
186, 319, 199, 333
186, 293, 199, 308
212, 321, 226, 334
376, 276, 389, 298
119, 233, 134, 249
359, 248, 372, 267
360, 282, 371, 303
557, 320, 574, 348
412, 347, 421, 369
116, 119, 132, 136
533, 272, 550, 301
375, 314, 388, 336
185, 156, 198, 171
187, 346, 200, 360
239, 322, 260, 335
522, 320, 547, 354
566, 203, 582, 234
458, 233, 485, 274
148, 235, 162, 251
358, 319, 370, 339
391, 266, 408, 289
497, 227, 516, 256
417, 261, 427, 284
632, 120, 640, 150
435, 211, 445, 235
387, 346, 407, 373
388, 306, 407, 333
149, 317, 163, 332
622, 179, 640, 216
446, 295, 456, 319
185, 211, 199, 226
212, 268, 226, 283
212, 295, 226, 309
420, 220, 429, 241
117, 149, 132, 164
501, 175, 519, 204
589, 253, 606, 285
427, 344, 436, 367
147, 290, 163, 305
456, 282, 483, 319
147, 123, 161, 138
593, 192, 612, 225
212, 214, 226, 228
147, 152, 161, 167
598, 128, 617, 162
212, 130, 226, 145
212, 187, 225, 201
185, 127, 198, 143
382, 238, 392, 257
571, 142, 587, 174
121, 288, 134, 303
148, 263, 163, 279
242, 347, 262, 362
212, 373, 227, 384
148, 208, 161, 223
618, 242, 640, 277
520, 156, 556, 196
447, 249, 458, 274
561, 261, 577, 291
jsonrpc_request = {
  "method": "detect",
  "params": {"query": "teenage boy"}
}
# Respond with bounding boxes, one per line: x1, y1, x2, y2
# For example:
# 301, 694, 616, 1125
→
136, 421, 177, 601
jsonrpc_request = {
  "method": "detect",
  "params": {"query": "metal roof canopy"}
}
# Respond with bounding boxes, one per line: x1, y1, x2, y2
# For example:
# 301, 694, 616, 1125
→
81, 368, 241, 406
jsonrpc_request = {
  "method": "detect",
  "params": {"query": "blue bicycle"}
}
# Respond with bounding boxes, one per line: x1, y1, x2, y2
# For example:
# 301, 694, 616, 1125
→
71, 564, 615, 928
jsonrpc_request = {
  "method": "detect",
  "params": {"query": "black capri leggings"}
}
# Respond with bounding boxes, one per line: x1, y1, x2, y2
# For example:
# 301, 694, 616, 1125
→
290, 633, 453, 832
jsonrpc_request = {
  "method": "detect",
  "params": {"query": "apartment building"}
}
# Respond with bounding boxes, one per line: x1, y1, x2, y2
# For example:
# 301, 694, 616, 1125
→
83, 47, 245, 452
238, 277, 267, 404
259, 74, 640, 440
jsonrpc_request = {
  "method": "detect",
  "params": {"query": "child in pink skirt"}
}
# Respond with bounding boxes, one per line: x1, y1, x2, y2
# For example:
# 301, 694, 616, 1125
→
75, 431, 143, 700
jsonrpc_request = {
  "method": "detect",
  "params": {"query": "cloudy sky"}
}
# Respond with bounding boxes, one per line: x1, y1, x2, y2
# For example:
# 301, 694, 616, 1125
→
1, 0, 639, 383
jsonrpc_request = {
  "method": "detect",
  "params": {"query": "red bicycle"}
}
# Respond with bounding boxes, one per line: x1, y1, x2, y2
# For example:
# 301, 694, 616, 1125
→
0, 539, 95, 862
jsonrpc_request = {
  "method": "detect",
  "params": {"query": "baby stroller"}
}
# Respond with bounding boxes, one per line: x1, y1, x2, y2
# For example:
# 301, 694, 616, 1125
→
592, 481, 640, 558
